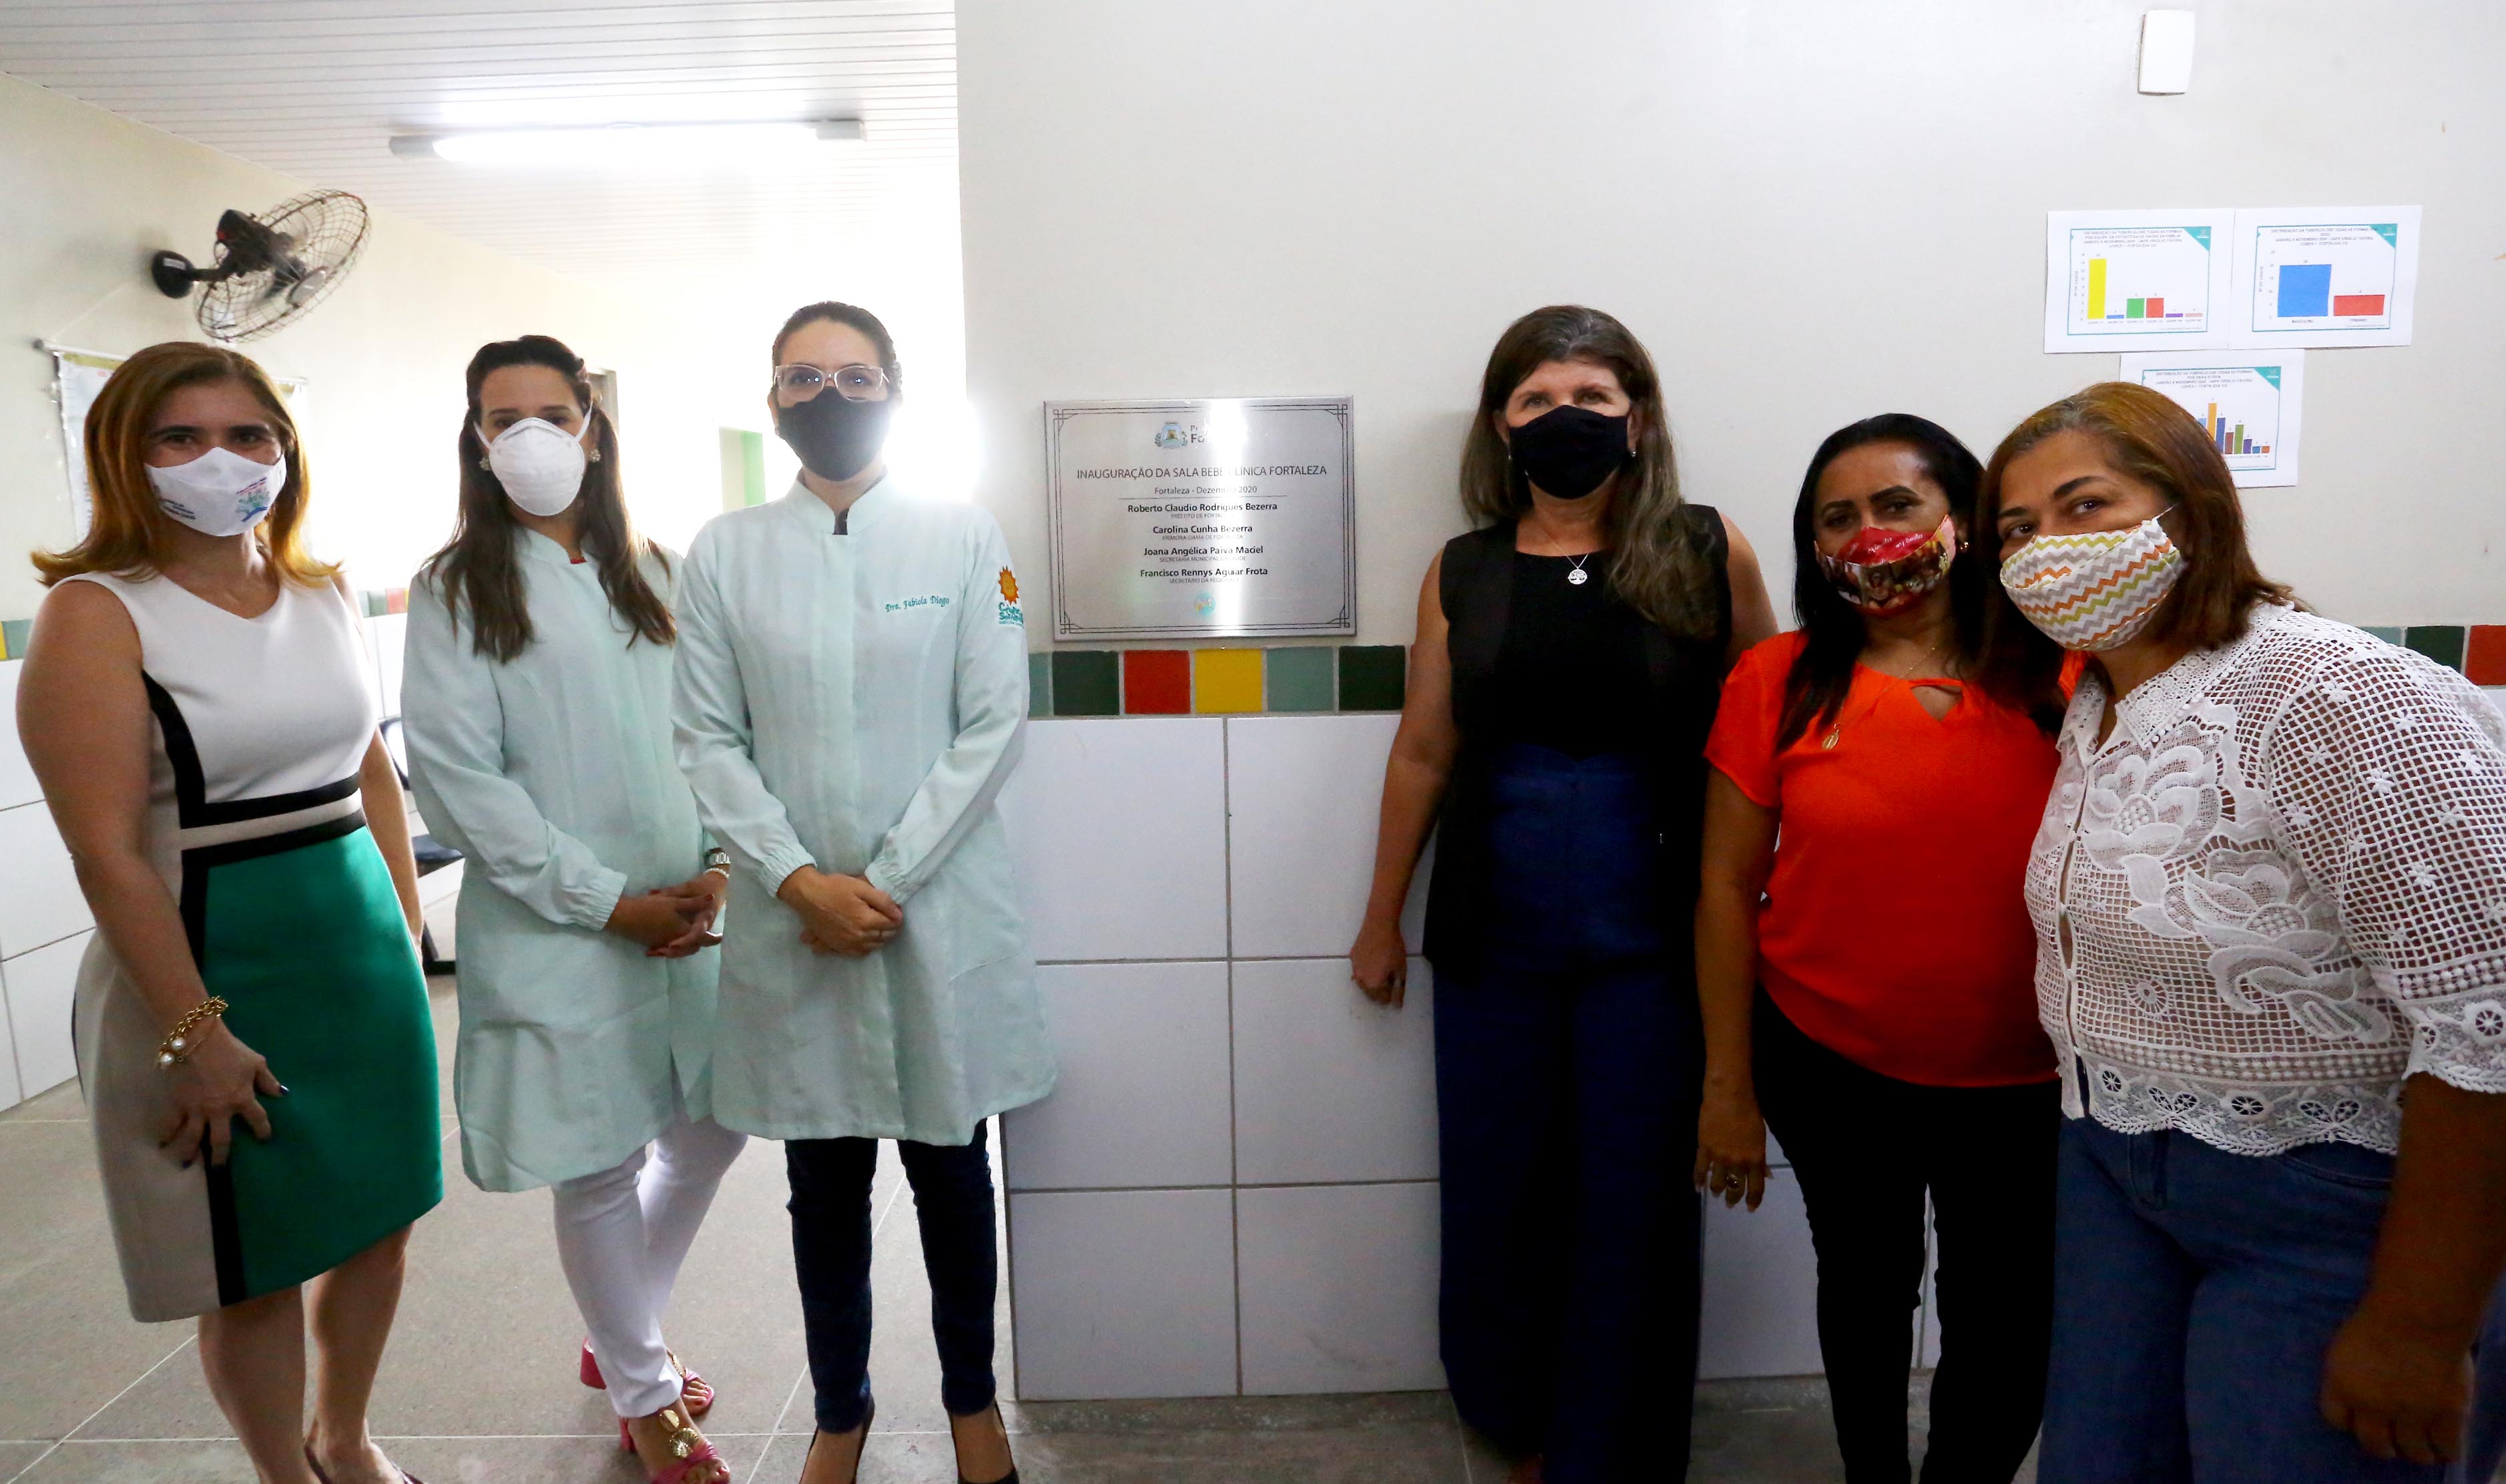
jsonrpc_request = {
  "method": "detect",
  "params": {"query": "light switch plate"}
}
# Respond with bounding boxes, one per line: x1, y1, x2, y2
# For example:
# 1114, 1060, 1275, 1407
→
2139, 11, 2196, 94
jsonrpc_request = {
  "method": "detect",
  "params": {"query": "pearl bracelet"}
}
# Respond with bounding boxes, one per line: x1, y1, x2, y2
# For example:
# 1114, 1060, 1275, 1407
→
156, 997, 230, 1070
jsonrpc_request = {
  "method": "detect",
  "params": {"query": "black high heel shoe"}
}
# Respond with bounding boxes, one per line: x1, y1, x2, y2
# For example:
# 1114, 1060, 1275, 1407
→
804, 1398, 873, 1484
952, 1400, 1019, 1484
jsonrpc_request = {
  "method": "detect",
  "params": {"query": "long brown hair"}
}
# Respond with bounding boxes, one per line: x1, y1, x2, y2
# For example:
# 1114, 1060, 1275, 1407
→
1459, 305, 1715, 638
419, 336, 673, 662
33, 341, 336, 588
1979, 381, 2293, 687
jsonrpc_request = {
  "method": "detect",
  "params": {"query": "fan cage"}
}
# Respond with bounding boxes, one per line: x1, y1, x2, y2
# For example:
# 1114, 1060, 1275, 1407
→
198, 188, 370, 344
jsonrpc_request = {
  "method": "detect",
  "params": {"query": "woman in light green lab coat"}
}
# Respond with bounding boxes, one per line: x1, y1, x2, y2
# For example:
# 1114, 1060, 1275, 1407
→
672, 302, 1049, 1484
403, 336, 741, 1484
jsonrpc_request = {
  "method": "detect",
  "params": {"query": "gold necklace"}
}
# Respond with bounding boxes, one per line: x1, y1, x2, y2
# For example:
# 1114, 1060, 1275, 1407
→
1822, 634, 1955, 749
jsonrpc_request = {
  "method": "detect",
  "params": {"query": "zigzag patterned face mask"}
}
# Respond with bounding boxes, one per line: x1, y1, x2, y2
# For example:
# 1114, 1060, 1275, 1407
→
1998, 511, 2185, 652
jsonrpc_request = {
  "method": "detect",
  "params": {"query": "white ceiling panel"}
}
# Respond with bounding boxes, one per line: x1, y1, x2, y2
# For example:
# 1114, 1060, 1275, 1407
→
0, 0, 961, 318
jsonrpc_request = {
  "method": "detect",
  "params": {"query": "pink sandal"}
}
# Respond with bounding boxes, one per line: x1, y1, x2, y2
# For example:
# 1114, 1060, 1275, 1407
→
617, 1405, 730, 1484
581, 1340, 714, 1416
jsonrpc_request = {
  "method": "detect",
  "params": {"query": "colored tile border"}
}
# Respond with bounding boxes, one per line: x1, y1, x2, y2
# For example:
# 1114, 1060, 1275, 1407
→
1026, 652, 1053, 718
1121, 650, 1192, 714
2405, 625, 2467, 672
1049, 650, 1119, 716
1015, 617, 2506, 722
1191, 648, 1264, 714
1337, 646, 1407, 712
1264, 647, 1336, 712
0, 618, 29, 661
2467, 626, 2506, 688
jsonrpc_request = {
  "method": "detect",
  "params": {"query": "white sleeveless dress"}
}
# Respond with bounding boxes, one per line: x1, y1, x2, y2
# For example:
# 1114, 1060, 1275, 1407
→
61, 571, 442, 1321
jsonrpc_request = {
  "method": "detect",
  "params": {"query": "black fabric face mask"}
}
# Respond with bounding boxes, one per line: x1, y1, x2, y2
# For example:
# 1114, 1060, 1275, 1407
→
1507, 405, 1631, 500
774, 390, 894, 482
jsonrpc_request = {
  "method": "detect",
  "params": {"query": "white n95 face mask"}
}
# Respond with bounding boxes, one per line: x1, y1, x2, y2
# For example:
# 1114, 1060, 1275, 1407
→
148, 447, 286, 538
482, 417, 591, 517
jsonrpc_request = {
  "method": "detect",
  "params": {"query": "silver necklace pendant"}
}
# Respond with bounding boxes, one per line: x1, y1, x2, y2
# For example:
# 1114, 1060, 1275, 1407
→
1566, 566, 1589, 585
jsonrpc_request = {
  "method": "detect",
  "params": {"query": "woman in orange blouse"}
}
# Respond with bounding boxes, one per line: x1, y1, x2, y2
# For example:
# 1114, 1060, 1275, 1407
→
1694, 414, 2069, 1484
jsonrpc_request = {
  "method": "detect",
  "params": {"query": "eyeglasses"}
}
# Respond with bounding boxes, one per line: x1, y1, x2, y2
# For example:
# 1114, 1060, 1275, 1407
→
773, 363, 889, 401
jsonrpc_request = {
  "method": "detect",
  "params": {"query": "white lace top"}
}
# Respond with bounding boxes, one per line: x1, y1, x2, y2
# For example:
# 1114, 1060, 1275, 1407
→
2028, 605, 2506, 1156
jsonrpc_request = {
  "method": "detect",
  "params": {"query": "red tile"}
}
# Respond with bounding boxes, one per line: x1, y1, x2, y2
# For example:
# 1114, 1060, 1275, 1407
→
2466, 626, 2506, 686
1121, 650, 1191, 714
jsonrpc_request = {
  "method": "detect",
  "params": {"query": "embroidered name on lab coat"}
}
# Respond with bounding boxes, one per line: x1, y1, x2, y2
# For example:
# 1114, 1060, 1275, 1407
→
885, 595, 951, 613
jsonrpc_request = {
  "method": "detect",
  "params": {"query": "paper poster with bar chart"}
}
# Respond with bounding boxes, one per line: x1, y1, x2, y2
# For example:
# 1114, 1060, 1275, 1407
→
2043, 208, 2233, 352
2230, 206, 2419, 347
2119, 350, 2305, 489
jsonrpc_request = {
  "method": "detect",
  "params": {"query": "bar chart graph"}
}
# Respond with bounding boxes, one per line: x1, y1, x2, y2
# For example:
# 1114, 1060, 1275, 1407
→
2249, 222, 2399, 331
2062, 224, 2214, 338
2121, 352, 2306, 489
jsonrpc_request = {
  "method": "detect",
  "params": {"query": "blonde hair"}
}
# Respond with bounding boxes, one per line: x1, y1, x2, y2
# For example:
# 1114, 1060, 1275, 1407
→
33, 341, 336, 588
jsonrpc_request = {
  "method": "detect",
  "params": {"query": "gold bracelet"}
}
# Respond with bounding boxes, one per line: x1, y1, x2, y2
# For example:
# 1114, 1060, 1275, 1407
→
156, 997, 229, 1070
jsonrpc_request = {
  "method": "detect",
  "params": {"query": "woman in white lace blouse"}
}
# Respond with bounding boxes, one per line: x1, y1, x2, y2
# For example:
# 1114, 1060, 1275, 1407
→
1979, 382, 2506, 1483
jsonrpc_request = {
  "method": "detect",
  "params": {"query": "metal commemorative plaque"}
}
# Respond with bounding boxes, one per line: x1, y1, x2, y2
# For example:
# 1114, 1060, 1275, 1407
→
1045, 397, 1356, 640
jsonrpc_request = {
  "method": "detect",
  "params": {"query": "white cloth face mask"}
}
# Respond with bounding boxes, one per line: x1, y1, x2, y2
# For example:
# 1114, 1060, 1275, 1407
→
148, 447, 286, 538
482, 417, 591, 517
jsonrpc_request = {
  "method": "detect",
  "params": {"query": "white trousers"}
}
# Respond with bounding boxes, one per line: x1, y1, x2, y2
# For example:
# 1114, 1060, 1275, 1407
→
551, 1107, 749, 1417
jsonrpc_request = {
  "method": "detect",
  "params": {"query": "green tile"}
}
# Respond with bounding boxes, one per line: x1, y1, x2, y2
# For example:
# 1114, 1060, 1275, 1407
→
2362, 626, 2405, 646
1265, 647, 1336, 712
2405, 625, 2467, 671
1337, 645, 1407, 712
1049, 650, 1120, 716
0, 618, 29, 660
1027, 652, 1052, 718
363, 590, 388, 617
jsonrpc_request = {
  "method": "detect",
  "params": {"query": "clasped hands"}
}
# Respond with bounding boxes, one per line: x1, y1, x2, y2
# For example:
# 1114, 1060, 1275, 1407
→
776, 865, 903, 957
605, 871, 728, 958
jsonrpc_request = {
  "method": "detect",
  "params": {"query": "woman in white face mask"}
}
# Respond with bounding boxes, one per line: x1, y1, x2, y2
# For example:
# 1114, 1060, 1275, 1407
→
399, 336, 741, 1484
19, 342, 441, 1484
1983, 382, 2506, 1483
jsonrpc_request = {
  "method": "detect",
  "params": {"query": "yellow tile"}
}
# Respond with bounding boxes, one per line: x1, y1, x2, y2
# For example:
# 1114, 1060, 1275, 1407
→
1192, 648, 1265, 713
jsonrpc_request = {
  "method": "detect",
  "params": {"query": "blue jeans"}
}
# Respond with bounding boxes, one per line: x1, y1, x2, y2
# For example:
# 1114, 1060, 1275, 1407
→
2458, 1279, 2506, 1484
2041, 1115, 2442, 1484
1433, 746, 1703, 1484
786, 1125, 999, 1432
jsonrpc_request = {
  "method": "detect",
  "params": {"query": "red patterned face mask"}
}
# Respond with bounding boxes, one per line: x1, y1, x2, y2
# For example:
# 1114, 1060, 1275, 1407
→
1814, 513, 1959, 616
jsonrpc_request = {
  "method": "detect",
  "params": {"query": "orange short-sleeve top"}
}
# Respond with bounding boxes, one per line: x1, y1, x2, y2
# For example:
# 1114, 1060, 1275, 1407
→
1704, 631, 2062, 1087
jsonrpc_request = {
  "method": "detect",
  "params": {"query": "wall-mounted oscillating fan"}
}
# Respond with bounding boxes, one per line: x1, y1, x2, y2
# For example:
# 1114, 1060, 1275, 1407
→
148, 189, 370, 343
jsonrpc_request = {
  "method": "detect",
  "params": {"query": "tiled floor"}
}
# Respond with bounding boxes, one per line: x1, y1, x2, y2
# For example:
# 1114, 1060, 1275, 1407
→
1, 975, 1958, 1484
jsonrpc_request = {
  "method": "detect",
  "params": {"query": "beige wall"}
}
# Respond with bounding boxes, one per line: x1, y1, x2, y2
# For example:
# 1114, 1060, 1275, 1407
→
0, 74, 752, 625
958, 0, 2506, 644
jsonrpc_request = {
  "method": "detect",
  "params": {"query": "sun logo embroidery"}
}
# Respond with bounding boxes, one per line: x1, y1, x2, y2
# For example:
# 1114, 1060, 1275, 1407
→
997, 567, 1025, 627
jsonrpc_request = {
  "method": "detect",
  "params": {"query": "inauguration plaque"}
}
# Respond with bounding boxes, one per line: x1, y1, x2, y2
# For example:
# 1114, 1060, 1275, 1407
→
1045, 397, 1356, 640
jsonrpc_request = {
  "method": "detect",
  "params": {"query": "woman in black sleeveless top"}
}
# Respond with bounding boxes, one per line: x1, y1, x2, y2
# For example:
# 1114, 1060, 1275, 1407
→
1350, 306, 1777, 1483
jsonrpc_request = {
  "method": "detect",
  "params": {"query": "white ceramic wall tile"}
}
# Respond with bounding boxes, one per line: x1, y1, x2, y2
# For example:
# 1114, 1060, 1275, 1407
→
0, 660, 39, 809
1009, 1188, 1238, 1400
1235, 1182, 1443, 1395
1003, 961, 1232, 1192
1000, 718, 1227, 963
0, 802, 93, 959
4, 929, 90, 1099
1232, 957, 1439, 1186
1224, 715, 1427, 959
1919, 1204, 1941, 1368
369, 611, 409, 720
0, 977, 20, 1109
1698, 1169, 1824, 1380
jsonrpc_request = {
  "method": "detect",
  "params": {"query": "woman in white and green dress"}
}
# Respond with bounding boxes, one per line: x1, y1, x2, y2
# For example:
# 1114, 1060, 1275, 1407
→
19, 341, 441, 1484
402, 336, 741, 1484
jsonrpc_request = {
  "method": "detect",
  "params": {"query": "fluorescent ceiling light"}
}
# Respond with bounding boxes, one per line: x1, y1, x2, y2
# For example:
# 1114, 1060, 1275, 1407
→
391, 119, 864, 166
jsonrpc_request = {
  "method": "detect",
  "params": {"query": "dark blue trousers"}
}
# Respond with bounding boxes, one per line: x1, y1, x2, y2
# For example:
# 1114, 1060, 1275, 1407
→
1433, 746, 1704, 1484
787, 1124, 999, 1432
